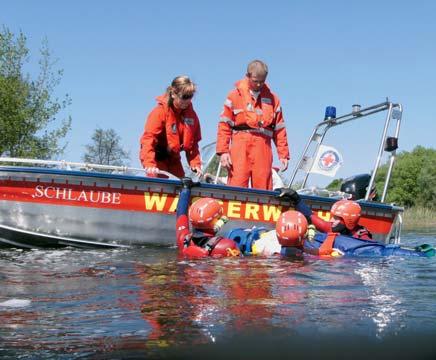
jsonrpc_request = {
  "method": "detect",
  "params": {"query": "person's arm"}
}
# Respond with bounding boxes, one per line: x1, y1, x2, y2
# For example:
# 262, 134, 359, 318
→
187, 147, 202, 176
176, 178, 211, 257
277, 188, 332, 233
353, 227, 373, 240
176, 179, 193, 252
216, 94, 235, 167
186, 118, 202, 175
308, 214, 333, 233
272, 98, 290, 170
139, 107, 165, 170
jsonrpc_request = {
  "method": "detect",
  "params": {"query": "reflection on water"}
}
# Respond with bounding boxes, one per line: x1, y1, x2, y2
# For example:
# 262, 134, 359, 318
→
354, 260, 406, 337
0, 232, 436, 359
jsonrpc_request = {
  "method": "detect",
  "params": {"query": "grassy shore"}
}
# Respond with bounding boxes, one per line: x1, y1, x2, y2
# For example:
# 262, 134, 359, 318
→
403, 206, 436, 230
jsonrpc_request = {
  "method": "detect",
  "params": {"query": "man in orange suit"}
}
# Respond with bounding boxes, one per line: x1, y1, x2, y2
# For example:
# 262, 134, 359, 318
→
216, 60, 290, 190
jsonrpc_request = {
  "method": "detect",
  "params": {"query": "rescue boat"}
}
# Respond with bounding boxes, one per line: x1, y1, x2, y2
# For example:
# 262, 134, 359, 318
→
0, 101, 403, 249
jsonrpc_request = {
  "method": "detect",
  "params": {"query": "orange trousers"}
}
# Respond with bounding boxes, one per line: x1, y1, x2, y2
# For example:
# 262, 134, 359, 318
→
228, 132, 273, 190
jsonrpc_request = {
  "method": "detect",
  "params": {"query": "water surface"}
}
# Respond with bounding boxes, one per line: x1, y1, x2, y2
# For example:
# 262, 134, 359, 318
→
1, 231, 436, 359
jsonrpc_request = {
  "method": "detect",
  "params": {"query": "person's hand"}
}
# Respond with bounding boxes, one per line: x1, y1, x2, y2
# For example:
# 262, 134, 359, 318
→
213, 216, 229, 233
277, 188, 301, 205
279, 158, 288, 171
191, 166, 203, 178
220, 153, 232, 169
145, 167, 159, 176
203, 173, 215, 184
306, 224, 317, 242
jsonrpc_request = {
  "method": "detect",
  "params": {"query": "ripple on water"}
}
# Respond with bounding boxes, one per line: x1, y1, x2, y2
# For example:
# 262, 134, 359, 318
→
0, 299, 32, 308
0, 234, 435, 358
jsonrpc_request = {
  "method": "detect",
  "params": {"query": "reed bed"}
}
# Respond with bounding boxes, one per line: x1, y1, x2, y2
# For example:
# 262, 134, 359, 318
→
403, 206, 436, 230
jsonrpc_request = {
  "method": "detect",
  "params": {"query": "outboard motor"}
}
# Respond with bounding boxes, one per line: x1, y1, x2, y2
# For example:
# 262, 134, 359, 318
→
340, 174, 378, 201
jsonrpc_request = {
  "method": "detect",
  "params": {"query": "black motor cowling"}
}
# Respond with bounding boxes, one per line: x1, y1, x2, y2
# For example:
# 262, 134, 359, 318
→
340, 174, 378, 201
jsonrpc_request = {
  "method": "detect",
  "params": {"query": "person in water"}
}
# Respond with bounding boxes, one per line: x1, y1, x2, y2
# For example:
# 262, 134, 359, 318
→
226, 207, 435, 258
225, 188, 435, 258
176, 178, 241, 258
176, 181, 434, 258
176, 178, 311, 258
278, 189, 372, 240
270, 189, 435, 258
226, 209, 310, 257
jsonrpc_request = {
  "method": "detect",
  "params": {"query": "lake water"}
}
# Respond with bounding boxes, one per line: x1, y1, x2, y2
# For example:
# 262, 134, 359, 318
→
1, 230, 436, 359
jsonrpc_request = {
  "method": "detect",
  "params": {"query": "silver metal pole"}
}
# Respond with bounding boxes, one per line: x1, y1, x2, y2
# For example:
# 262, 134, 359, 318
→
381, 104, 402, 202
288, 126, 320, 187
301, 124, 330, 189
365, 103, 393, 200
214, 162, 222, 184
288, 102, 391, 190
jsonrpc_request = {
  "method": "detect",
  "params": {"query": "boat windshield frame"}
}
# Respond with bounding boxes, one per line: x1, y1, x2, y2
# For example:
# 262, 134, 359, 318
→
288, 100, 402, 203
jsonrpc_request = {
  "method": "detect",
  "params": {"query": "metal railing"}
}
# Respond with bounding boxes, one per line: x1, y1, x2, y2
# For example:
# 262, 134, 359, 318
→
0, 157, 178, 179
288, 100, 402, 202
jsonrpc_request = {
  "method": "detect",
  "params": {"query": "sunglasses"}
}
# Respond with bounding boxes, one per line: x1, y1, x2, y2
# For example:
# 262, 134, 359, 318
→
178, 93, 194, 101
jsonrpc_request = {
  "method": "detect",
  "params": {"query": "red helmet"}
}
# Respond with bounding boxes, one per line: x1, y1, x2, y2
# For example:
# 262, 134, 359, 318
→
330, 200, 361, 230
189, 198, 223, 231
210, 238, 241, 257
276, 210, 308, 247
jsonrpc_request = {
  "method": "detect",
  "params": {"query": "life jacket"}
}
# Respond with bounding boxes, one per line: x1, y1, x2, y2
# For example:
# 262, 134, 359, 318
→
230, 79, 281, 137
216, 78, 289, 159
183, 231, 241, 257
155, 95, 200, 156
181, 232, 222, 257
351, 226, 372, 240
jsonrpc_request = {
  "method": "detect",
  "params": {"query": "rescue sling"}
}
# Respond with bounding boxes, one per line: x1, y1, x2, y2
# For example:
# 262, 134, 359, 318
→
225, 227, 268, 255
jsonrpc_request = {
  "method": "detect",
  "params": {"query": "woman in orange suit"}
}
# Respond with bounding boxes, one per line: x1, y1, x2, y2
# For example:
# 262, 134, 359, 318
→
140, 76, 203, 178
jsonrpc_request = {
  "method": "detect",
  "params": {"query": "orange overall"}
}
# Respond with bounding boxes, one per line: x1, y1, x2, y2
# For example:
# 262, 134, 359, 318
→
216, 78, 289, 190
140, 95, 202, 177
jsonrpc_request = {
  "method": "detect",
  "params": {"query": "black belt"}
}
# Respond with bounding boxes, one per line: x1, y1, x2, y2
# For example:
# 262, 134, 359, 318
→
232, 124, 274, 131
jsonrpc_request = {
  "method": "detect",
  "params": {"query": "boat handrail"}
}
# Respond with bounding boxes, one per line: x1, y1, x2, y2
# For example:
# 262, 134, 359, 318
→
288, 100, 402, 203
297, 187, 352, 199
0, 157, 178, 180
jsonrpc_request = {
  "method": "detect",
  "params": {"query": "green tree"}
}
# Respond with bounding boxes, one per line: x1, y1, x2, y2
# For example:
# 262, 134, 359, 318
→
375, 146, 436, 207
204, 154, 228, 177
326, 178, 343, 191
83, 128, 130, 167
416, 151, 436, 209
323, 146, 436, 208
0, 26, 71, 159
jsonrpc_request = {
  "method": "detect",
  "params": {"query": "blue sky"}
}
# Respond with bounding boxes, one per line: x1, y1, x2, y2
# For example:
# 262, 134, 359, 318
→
2, 0, 436, 186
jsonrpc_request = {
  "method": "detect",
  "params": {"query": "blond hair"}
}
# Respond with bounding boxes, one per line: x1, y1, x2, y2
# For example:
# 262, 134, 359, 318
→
166, 75, 196, 106
246, 60, 268, 77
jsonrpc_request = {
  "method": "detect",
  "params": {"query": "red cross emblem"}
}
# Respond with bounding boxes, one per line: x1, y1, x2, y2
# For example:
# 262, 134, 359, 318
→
321, 153, 336, 167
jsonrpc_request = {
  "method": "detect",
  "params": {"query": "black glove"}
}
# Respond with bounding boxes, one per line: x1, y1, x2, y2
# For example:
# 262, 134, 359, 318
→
276, 188, 301, 206
181, 177, 200, 189
181, 177, 194, 189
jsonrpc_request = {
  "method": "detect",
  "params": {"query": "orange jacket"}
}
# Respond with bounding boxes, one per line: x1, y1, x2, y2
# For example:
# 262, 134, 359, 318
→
140, 95, 202, 169
216, 78, 290, 160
